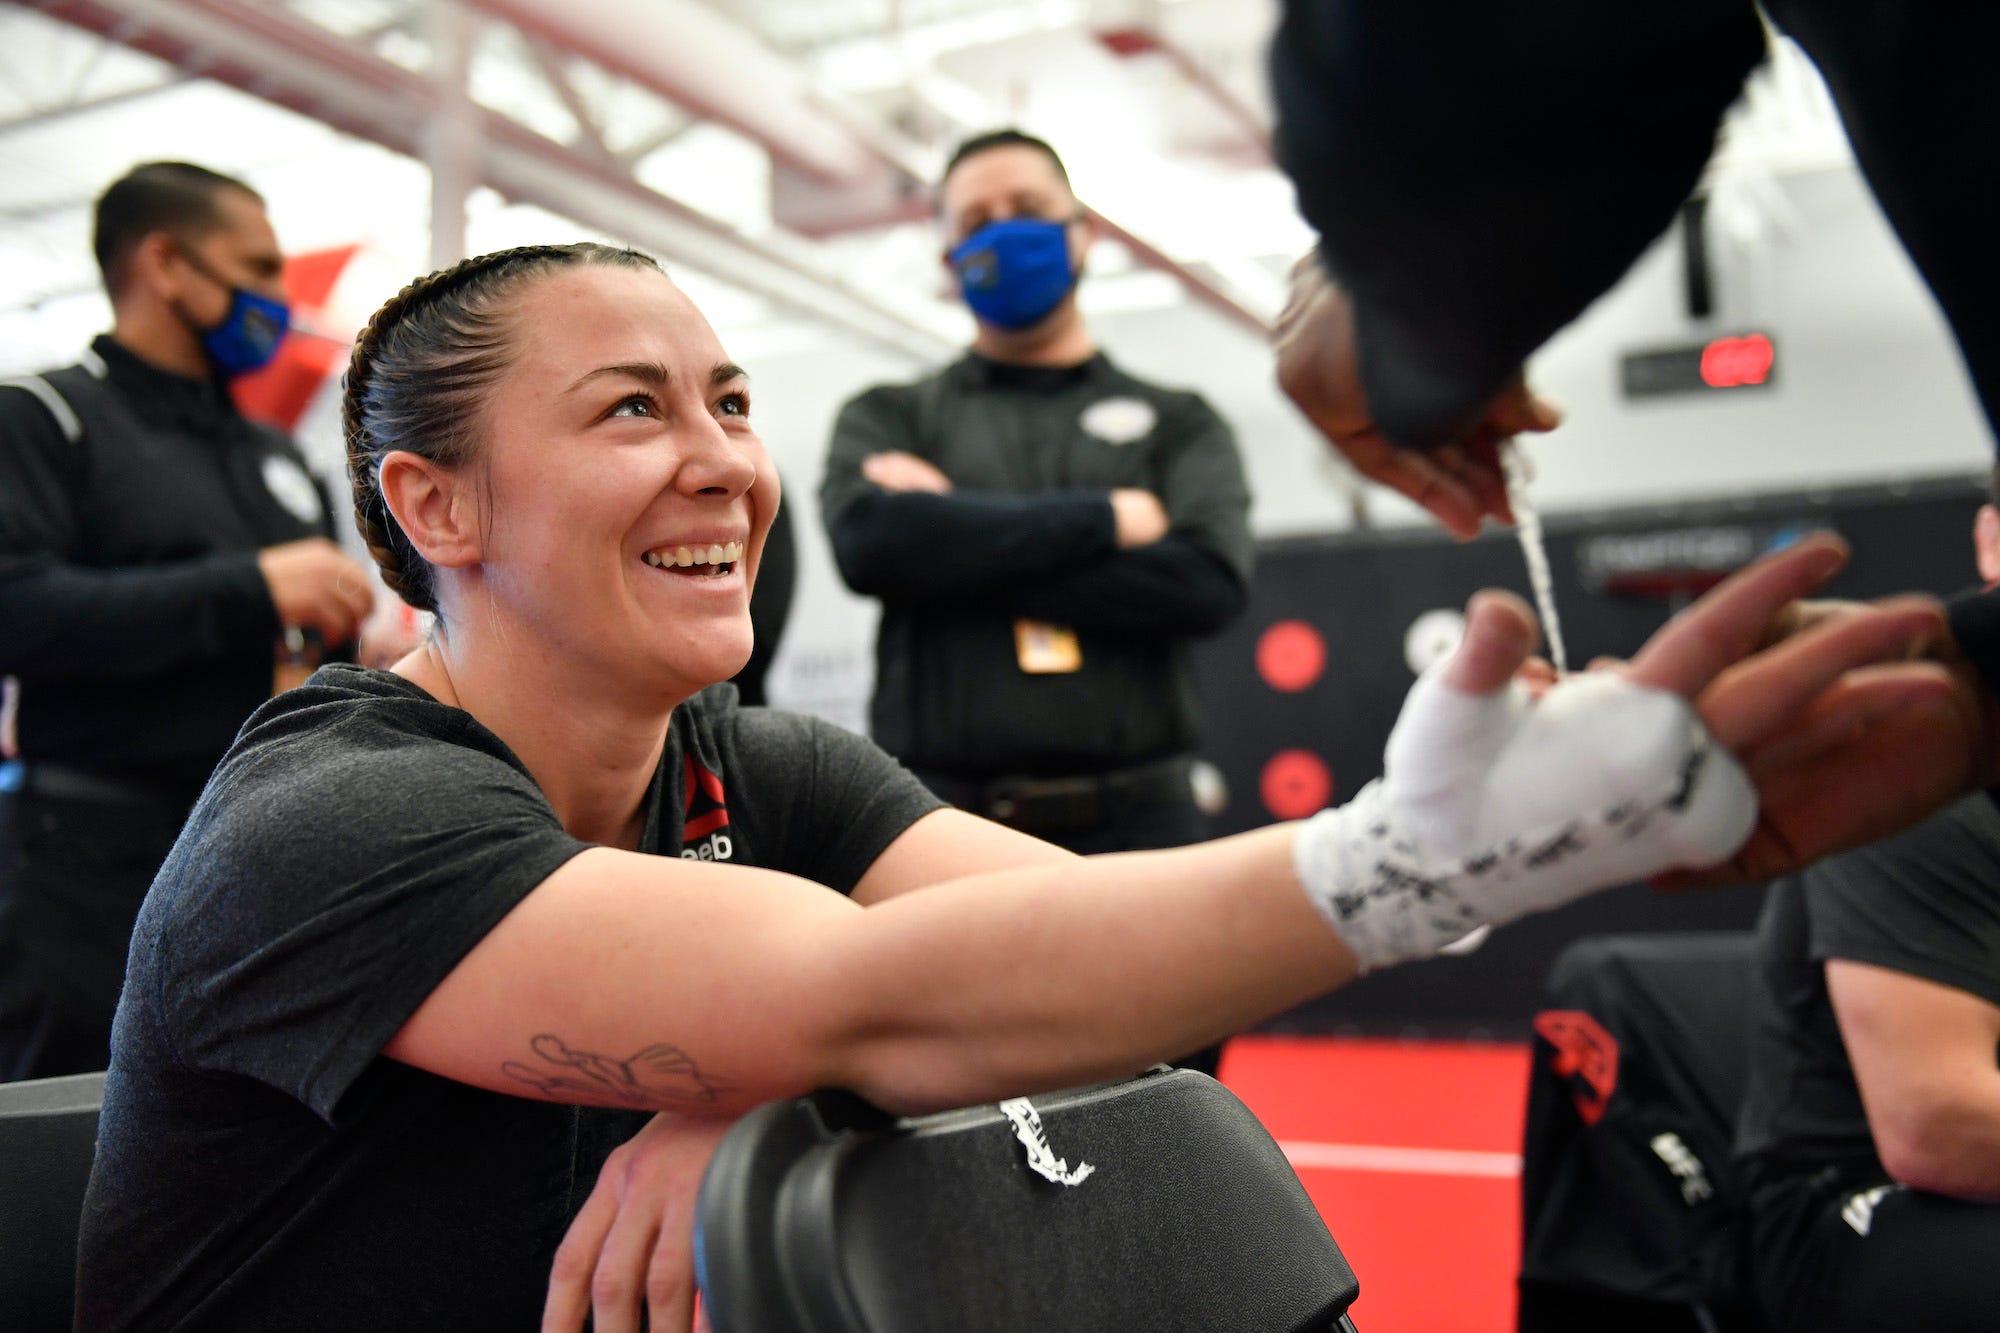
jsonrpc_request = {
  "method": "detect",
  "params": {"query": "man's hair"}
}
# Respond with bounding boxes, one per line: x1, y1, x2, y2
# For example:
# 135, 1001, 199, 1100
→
939, 128, 1071, 194
93, 161, 262, 295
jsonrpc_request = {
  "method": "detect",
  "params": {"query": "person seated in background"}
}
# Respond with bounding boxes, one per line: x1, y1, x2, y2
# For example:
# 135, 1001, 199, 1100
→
0, 161, 378, 1082
1735, 482, 2000, 1333
73, 241, 1949, 1333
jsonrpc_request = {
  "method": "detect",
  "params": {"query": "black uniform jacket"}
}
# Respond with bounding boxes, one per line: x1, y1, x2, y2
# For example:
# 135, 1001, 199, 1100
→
821, 352, 1253, 780
0, 335, 335, 791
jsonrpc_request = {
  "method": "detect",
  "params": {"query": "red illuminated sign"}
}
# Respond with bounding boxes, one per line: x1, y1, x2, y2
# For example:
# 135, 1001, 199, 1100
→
1699, 333, 1775, 388
1621, 332, 1778, 399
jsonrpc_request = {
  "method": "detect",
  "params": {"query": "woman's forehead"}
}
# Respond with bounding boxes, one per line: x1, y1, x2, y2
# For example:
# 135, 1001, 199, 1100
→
514, 264, 729, 373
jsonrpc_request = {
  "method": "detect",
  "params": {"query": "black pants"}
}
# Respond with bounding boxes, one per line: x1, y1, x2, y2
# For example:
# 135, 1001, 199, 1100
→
1749, 1171, 2000, 1332
0, 789, 189, 1081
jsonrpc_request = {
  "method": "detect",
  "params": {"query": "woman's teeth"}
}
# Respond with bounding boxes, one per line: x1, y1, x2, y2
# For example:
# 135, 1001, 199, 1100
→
641, 540, 743, 571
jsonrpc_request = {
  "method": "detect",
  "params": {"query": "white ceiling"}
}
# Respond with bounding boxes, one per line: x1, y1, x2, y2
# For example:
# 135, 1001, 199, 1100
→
0, 0, 1849, 377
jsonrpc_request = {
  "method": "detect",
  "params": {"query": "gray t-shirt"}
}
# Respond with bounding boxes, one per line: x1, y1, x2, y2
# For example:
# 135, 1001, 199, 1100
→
75, 664, 943, 1331
1736, 792, 2000, 1193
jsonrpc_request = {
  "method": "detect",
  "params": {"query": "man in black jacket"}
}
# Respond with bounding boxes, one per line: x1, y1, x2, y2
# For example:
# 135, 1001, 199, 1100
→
822, 133, 1254, 1072
0, 161, 374, 1080
1267, 1, 2000, 882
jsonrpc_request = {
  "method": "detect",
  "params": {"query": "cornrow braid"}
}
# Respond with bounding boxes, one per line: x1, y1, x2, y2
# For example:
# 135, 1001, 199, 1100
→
342, 241, 661, 615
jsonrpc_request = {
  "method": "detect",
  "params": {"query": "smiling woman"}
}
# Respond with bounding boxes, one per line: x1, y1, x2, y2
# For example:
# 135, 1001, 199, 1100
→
68, 242, 1953, 1333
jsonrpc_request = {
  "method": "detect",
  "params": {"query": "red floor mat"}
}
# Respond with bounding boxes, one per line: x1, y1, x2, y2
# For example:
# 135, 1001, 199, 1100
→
1220, 1036, 1532, 1333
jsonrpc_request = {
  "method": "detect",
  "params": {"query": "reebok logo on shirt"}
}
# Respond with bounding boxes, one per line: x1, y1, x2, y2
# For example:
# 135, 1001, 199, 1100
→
680, 754, 733, 861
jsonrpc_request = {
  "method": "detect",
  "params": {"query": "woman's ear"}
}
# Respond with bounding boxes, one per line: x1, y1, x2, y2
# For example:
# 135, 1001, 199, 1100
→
377, 451, 481, 572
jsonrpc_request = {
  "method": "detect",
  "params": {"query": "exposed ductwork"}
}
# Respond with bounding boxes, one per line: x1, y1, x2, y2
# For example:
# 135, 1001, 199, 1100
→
461, 0, 878, 186
32, 0, 962, 361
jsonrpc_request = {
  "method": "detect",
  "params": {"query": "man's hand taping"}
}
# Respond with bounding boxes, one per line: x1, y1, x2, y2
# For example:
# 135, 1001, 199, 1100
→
1291, 535, 1952, 971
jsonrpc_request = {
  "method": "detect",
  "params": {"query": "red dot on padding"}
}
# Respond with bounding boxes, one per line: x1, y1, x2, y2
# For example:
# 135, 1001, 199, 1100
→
1256, 619, 1326, 693
1261, 749, 1333, 820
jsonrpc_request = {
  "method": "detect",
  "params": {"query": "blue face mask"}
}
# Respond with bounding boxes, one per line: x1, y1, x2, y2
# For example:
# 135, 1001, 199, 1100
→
948, 217, 1077, 330
176, 247, 291, 377
201, 286, 291, 378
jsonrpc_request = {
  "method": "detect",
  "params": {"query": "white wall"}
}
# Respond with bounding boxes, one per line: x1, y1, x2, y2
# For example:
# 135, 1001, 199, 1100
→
1523, 166, 1990, 512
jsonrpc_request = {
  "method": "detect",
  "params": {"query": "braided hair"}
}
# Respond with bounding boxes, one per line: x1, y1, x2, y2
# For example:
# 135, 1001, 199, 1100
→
342, 242, 660, 614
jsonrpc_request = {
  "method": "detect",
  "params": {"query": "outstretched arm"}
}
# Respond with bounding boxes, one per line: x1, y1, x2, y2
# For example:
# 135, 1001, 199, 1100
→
533, 533, 1939, 1331
393, 535, 1936, 1120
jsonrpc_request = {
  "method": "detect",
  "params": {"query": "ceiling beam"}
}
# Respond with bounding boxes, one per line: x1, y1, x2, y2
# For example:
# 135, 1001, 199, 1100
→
32, 0, 959, 361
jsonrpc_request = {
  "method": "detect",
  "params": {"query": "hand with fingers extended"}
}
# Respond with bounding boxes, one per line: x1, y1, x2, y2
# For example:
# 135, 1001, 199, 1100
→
1272, 250, 1560, 539
1445, 565, 1989, 891
1656, 581, 2000, 888
1293, 533, 1949, 969
542, 1111, 735, 1333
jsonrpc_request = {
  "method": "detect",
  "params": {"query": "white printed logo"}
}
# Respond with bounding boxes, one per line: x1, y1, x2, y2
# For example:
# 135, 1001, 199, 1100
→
998, 1097, 1095, 1186
1079, 396, 1156, 445
1841, 1184, 1900, 1237
261, 454, 325, 524
680, 832, 734, 862
1648, 1131, 1714, 1204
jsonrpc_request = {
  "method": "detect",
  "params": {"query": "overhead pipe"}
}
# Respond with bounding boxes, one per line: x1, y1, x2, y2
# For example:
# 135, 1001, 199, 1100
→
33, 0, 959, 362
461, 0, 1274, 335
460, 0, 875, 186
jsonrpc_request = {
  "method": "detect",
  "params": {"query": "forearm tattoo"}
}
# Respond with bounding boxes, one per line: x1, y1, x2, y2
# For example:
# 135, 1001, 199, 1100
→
501, 1033, 735, 1109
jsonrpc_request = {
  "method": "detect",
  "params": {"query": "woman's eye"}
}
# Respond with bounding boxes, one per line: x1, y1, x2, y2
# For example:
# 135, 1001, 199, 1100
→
610, 394, 657, 418
717, 392, 750, 418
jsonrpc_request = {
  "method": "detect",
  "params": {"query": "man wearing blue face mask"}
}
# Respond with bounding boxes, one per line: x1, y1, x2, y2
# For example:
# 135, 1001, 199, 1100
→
821, 131, 1255, 1069
0, 161, 372, 1081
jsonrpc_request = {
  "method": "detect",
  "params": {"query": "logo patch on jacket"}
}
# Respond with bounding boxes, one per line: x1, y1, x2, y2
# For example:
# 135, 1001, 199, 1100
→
681, 754, 733, 861
261, 453, 325, 524
1534, 1009, 1620, 1126
1079, 396, 1156, 445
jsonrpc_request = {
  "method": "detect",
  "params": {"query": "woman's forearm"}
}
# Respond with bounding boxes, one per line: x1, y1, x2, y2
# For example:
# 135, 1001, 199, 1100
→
817, 824, 1351, 1115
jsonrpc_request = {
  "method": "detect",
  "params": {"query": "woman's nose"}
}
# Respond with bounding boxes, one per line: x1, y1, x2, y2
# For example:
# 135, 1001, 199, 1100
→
678, 422, 760, 498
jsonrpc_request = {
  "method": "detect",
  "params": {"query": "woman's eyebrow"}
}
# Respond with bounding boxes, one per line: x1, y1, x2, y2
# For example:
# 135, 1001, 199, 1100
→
563, 361, 672, 396
710, 361, 749, 386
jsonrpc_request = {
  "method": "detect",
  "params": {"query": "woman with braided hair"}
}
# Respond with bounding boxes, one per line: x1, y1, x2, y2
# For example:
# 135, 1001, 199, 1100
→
73, 241, 1953, 1332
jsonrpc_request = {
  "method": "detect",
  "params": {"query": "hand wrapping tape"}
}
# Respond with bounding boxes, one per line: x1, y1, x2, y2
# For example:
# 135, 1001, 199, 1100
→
1293, 667, 1756, 971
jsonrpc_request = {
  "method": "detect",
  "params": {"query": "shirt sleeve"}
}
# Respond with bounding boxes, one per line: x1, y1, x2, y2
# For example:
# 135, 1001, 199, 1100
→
819, 384, 1121, 601
1270, 0, 1766, 449
1001, 392, 1252, 634
156, 706, 590, 1123
1802, 795, 2000, 1010
726, 706, 946, 892
0, 382, 280, 680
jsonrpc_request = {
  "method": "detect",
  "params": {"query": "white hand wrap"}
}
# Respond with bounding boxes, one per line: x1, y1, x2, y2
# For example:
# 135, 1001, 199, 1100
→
1293, 668, 1756, 971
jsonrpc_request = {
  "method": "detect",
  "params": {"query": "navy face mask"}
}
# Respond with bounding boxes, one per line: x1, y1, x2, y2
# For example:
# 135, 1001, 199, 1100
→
176, 248, 291, 377
947, 217, 1078, 330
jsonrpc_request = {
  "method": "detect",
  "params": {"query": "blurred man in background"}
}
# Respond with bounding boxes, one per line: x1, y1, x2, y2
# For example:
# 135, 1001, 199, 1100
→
820, 130, 1254, 1070
1734, 478, 2000, 1332
0, 161, 373, 1081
